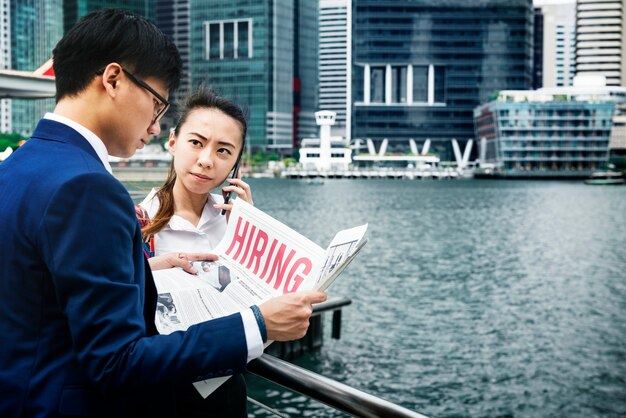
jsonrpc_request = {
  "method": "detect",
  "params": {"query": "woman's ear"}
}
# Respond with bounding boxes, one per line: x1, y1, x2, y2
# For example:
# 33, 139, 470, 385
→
168, 130, 176, 155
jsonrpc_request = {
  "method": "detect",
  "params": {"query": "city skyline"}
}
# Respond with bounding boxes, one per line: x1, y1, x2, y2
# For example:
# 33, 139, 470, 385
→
1, 0, 625, 170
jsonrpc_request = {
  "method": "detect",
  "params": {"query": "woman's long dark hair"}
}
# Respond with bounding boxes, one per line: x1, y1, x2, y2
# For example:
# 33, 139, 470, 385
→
141, 86, 247, 240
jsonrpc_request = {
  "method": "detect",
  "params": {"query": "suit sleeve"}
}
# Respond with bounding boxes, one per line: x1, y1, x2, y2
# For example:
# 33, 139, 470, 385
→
39, 172, 248, 393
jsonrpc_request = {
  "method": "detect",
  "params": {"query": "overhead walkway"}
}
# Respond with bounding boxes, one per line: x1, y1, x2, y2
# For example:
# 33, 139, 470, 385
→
0, 70, 55, 99
0, 59, 55, 99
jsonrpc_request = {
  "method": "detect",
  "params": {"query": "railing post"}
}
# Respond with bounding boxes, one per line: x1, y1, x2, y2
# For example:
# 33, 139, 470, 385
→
331, 309, 342, 339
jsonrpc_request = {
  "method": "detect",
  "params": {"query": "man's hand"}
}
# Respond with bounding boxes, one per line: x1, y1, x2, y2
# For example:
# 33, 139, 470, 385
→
148, 252, 219, 274
259, 291, 327, 341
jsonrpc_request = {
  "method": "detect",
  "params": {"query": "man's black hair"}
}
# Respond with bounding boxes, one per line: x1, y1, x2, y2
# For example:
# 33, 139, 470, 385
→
52, 8, 182, 101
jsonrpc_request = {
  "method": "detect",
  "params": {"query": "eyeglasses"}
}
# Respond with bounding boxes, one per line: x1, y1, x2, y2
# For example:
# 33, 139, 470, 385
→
96, 67, 170, 125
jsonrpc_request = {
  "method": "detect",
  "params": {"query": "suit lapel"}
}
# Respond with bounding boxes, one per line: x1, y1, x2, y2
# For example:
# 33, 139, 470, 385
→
30, 118, 103, 165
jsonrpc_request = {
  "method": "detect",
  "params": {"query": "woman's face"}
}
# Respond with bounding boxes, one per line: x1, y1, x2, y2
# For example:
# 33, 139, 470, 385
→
169, 108, 243, 196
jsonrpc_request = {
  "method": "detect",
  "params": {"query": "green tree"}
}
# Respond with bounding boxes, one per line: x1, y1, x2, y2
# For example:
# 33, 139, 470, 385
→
243, 150, 280, 167
0, 133, 27, 152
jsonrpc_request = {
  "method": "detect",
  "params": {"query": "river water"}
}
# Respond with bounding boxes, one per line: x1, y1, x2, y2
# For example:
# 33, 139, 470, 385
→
126, 178, 626, 417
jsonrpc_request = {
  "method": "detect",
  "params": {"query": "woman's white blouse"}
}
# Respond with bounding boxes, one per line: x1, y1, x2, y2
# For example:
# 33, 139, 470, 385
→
139, 188, 263, 361
139, 188, 227, 255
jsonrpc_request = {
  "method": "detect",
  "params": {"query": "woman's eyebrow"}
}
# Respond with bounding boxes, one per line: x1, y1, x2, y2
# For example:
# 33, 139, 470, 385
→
216, 140, 237, 148
187, 131, 208, 141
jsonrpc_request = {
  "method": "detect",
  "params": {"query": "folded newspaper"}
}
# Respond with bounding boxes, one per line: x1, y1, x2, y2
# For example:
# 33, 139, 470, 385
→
151, 199, 367, 398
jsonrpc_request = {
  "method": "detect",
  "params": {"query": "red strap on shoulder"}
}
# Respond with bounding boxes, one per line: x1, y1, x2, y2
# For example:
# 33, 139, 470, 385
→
135, 205, 155, 258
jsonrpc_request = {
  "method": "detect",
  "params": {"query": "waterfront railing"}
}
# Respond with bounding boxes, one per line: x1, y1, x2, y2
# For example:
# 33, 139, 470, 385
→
248, 354, 428, 418
247, 297, 428, 417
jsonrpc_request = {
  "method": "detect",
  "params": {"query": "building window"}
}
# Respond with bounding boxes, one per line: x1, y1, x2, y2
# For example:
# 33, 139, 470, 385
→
434, 66, 445, 103
205, 19, 252, 60
413, 66, 428, 103
371, 66, 386, 103
223, 22, 234, 58
207, 23, 220, 59
412, 65, 444, 104
237, 20, 249, 58
361, 63, 445, 105
391, 66, 407, 103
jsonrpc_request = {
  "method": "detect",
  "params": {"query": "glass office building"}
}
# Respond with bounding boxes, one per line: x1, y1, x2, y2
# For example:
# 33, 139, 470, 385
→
474, 86, 626, 177
352, 0, 533, 161
9, 0, 62, 136
64, 0, 153, 33
154, 0, 191, 133
532, 7, 543, 89
1, 0, 11, 132
190, 0, 318, 153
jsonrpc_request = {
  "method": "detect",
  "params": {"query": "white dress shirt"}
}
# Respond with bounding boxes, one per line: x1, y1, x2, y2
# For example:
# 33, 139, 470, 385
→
139, 189, 264, 361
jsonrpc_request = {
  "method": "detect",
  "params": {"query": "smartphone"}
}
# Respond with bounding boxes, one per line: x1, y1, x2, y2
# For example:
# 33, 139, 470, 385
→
221, 158, 241, 215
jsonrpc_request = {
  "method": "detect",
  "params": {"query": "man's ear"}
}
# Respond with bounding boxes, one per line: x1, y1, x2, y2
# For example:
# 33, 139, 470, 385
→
101, 63, 123, 97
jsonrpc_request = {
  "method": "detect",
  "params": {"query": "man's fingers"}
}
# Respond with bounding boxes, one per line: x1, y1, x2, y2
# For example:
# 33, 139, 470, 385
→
303, 291, 327, 304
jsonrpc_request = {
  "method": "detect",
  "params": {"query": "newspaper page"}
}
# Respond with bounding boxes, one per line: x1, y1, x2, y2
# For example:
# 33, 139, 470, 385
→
211, 199, 326, 295
150, 199, 367, 398
311, 224, 368, 291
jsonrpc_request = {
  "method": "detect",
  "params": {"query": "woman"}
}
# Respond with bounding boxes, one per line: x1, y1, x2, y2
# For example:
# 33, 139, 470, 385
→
136, 87, 252, 417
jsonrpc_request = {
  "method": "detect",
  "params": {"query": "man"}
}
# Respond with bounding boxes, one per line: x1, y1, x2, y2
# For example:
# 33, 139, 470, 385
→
0, 9, 325, 417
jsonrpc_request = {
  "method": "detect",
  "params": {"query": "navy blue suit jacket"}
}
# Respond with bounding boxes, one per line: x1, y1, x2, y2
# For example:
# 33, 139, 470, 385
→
0, 119, 248, 417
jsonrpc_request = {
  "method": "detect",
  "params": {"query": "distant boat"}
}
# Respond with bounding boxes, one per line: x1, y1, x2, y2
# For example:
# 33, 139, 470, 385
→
306, 176, 325, 185
584, 171, 625, 185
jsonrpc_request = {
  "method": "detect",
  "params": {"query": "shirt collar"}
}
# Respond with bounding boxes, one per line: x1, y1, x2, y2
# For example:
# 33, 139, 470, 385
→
140, 188, 224, 232
43, 112, 113, 174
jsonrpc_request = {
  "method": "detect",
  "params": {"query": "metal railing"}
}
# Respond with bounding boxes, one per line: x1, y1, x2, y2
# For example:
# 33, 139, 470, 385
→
248, 354, 428, 418
312, 296, 352, 339
265, 296, 352, 360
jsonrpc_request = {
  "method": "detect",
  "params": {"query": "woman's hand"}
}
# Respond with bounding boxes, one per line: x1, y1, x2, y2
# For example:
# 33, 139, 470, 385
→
215, 176, 253, 221
148, 252, 219, 274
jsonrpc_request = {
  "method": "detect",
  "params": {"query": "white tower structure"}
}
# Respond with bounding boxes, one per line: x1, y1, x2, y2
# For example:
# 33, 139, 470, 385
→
299, 110, 352, 171
317, 110, 335, 171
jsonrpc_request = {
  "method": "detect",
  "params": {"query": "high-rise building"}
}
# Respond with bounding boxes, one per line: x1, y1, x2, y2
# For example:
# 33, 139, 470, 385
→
474, 85, 626, 177
541, 1, 576, 87
575, 0, 626, 86
352, 0, 533, 161
295, 0, 320, 145
190, 0, 319, 154
155, 0, 191, 132
9, 0, 63, 136
533, 7, 544, 89
0, 0, 11, 132
318, 0, 351, 140
63, 0, 153, 33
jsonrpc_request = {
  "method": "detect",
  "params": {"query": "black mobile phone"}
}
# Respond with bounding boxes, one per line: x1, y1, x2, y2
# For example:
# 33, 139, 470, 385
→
221, 158, 241, 215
